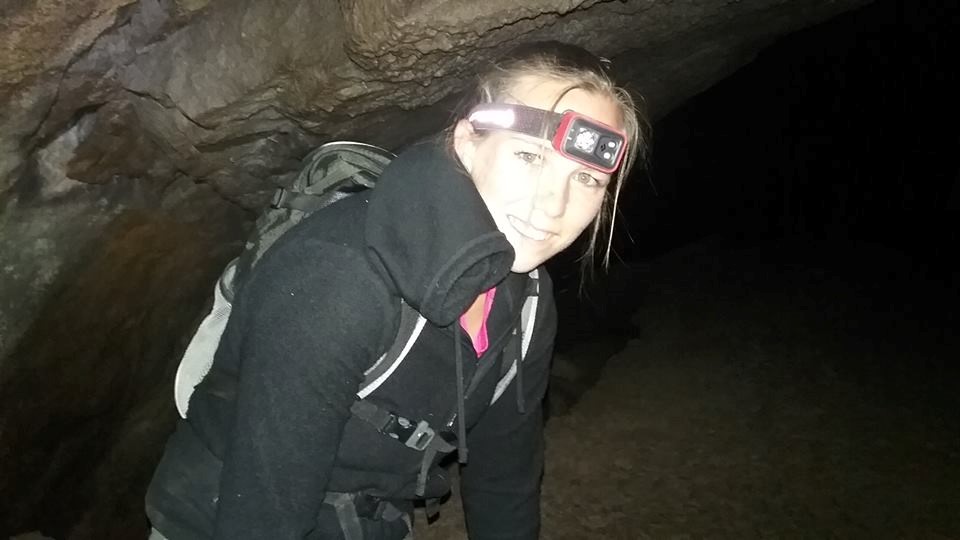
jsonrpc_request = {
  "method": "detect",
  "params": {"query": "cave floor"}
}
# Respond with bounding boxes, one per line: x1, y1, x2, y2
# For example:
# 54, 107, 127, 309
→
415, 238, 960, 539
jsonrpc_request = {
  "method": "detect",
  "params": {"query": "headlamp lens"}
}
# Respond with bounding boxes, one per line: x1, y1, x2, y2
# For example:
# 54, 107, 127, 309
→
573, 128, 600, 153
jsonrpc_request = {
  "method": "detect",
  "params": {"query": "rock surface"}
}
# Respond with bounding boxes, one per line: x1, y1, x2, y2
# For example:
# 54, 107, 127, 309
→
0, 1, 871, 537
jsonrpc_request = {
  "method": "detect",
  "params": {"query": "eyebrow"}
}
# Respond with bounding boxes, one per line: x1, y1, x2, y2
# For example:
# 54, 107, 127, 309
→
507, 133, 551, 147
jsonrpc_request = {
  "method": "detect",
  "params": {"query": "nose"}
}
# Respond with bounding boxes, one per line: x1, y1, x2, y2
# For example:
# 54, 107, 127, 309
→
532, 159, 570, 218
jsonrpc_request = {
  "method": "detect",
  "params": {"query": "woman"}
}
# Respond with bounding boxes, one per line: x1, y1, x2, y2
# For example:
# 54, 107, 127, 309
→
146, 41, 646, 540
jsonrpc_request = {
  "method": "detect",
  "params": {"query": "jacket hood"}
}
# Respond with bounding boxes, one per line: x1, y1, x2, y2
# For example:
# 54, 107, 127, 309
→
365, 136, 515, 327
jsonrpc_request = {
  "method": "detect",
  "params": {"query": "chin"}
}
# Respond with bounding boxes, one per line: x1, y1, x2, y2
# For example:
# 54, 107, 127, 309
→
510, 255, 548, 273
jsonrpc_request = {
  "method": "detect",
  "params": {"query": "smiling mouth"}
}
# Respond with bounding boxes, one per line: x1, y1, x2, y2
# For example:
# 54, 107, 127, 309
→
508, 215, 552, 241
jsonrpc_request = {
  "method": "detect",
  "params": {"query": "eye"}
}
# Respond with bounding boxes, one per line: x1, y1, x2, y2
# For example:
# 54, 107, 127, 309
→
575, 171, 604, 187
514, 150, 542, 165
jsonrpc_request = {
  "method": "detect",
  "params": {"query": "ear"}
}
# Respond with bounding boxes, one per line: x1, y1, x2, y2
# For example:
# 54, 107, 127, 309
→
453, 118, 479, 174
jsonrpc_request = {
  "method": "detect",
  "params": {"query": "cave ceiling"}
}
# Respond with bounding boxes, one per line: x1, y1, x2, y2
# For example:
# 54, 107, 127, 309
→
1, 0, 871, 207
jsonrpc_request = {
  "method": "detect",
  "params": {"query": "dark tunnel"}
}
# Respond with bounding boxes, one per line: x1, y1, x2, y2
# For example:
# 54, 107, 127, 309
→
548, 0, 959, 536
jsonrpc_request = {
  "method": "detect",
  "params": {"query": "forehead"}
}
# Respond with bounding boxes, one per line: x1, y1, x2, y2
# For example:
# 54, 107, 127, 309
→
505, 75, 623, 131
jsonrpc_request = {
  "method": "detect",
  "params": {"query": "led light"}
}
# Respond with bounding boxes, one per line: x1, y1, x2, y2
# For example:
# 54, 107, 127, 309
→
468, 108, 516, 129
574, 128, 599, 153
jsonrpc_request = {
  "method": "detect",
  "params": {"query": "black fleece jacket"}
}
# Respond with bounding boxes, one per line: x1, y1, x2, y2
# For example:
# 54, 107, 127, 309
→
145, 137, 557, 540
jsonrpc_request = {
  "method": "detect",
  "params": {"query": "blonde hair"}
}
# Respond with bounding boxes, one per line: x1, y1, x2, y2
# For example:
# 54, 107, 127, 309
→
452, 42, 650, 275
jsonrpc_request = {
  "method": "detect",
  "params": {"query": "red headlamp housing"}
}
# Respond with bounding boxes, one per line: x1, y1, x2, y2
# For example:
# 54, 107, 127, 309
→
468, 103, 628, 174
552, 111, 627, 174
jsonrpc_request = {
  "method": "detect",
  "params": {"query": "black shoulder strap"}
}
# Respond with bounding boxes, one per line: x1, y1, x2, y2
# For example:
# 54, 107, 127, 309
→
356, 270, 540, 408
357, 300, 425, 399
490, 269, 540, 405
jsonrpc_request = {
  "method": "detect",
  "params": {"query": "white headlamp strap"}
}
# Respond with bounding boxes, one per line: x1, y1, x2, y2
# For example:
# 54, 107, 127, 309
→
468, 104, 563, 140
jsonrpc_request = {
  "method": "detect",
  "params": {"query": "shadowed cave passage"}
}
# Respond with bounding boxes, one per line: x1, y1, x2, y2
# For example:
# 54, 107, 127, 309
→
1, 0, 958, 539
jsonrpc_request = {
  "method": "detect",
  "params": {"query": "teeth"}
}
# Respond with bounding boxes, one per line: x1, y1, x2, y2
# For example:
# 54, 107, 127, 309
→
509, 216, 549, 241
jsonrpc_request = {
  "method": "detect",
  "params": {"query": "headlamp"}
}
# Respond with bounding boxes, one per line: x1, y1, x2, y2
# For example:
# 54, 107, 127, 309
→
468, 103, 627, 174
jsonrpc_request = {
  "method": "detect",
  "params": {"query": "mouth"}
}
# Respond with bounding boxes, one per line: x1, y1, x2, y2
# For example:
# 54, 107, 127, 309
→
508, 215, 552, 242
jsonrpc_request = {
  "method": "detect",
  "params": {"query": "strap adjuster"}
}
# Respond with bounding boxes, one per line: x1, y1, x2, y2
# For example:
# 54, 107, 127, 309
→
403, 420, 436, 451
381, 414, 437, 451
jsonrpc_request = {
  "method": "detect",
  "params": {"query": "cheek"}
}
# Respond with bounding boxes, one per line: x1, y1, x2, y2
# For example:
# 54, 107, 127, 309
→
580, 185, 606, 208
565, 193, 606, 232
470, 154, 501, 199
487, 159, 534, 202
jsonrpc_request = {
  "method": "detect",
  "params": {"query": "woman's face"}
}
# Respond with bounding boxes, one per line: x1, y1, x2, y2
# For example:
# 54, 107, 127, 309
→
455, 77, 623, 273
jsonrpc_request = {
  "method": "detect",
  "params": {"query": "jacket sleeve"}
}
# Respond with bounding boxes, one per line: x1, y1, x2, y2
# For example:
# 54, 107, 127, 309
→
459, 275, 558, 540
212, 241, 397, 540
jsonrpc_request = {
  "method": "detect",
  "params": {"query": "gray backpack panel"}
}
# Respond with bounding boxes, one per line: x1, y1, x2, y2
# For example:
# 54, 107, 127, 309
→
233, 141, 396, 285
175, 142, 400, 418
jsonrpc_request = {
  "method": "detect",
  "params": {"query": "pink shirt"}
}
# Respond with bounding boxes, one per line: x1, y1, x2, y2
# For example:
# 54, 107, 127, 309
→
458, 287, 497, 357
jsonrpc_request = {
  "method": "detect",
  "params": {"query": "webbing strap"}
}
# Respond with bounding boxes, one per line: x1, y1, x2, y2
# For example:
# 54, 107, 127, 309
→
490, 270, 540, 406
350, 401, 451, 451
416, 442, 440, 497
514, 322, 526, 414
322, 492, 411, 540
414, 430, 457, 496
272, 187, 359, 214
424, 497, 441, 521
358, 301, 425, 399
323, 492, 364, 540
350, 400, 394, 432
349, 400, 455, 496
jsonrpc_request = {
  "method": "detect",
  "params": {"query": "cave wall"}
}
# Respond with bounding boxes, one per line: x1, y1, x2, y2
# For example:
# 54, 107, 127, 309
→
0, 1, 871, 538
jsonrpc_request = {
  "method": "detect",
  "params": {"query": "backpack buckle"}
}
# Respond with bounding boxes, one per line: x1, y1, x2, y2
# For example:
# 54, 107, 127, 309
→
379, 413, 437, 451
404, 421, 436, 451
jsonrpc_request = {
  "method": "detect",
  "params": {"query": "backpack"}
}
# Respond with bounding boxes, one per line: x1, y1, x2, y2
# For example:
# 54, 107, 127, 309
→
173, 140, 540, 423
